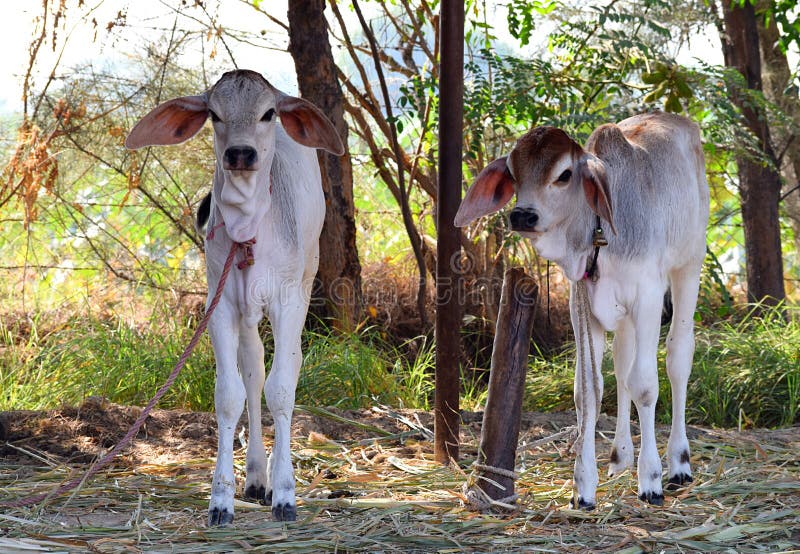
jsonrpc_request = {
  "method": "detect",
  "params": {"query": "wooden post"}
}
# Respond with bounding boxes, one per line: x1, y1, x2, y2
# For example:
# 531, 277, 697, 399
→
435, 0, 465, 464
468, 268, 537, 506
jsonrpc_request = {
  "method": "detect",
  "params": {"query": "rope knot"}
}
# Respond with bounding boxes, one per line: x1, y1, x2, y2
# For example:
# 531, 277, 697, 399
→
205, 220, 255, 271
235, 238, 256, 270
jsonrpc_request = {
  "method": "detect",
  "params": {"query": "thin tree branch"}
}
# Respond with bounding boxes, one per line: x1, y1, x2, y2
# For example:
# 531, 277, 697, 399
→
352, 0, 428, 327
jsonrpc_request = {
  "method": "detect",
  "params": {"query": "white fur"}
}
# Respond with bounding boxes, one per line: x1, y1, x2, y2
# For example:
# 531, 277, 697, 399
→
126, 70, 342, 525
537, 116, 706, 507
457, 112, 709, 509
205, 128, 323, 524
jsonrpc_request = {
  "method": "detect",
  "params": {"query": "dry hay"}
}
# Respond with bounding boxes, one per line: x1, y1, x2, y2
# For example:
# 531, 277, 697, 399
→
0, 399, 798, 553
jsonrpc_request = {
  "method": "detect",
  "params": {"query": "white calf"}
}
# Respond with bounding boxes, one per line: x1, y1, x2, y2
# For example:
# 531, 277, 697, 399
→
455, 112, 709, 509
126, 69, 344, 524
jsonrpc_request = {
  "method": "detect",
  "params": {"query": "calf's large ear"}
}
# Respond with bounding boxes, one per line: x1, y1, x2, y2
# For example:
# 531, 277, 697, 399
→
276, 94, 345, 156
580, 157, 617, 234
125, 95, 209, 150
454, 157, 515, 227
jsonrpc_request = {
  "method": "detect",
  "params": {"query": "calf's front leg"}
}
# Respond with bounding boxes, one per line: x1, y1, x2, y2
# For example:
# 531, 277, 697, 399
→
239, 324, 269, 504
609, 317, 635, 477
569, 285, 606, 510
264, 290, 309, 521
208, 304, 245, 526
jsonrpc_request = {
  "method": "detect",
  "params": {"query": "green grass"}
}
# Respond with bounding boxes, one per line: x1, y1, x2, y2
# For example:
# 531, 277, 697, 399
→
0, 310, 217, 411
523, 304, 800, 428
2, 304, 798, 429
688, 305, 800, 428
297, 329, 434, 410
0, 313, 436, 413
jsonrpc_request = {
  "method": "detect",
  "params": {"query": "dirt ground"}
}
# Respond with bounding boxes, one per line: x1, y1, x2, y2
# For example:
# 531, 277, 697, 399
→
1, 398, 798, 552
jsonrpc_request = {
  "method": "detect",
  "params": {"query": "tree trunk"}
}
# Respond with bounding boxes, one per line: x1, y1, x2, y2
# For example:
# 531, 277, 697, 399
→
719, 0, 786, 306
466, 268, 537, 509
756, 0, 800, 270
287, 0, 362, 328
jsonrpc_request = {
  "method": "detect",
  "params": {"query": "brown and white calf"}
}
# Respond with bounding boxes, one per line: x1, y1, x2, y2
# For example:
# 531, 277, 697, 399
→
456, 112, 709, 508
126, 70, 344, 524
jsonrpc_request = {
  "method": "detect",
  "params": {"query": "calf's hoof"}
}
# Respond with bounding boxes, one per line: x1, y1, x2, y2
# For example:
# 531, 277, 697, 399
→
272, 503, 297, 521
666, 472, 693, 491
571, 495, 595, 511
244, 484, 271, 505
208, 507, 234, 526
638, 491, 664, 506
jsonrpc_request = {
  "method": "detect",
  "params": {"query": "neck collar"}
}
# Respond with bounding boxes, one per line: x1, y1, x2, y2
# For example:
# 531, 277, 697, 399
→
583, 215, 607, 281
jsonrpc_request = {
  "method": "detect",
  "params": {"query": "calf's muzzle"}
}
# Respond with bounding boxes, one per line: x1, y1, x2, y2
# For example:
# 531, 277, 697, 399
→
509, 207, 539, 232
224, 145, 258, 171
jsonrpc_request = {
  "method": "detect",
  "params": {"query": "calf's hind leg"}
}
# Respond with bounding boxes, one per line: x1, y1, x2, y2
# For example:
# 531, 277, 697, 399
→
665, 263, 702, 489
239, 323, 270, 504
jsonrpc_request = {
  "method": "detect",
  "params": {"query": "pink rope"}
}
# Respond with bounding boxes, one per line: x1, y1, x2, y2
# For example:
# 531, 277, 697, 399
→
1, 241, 240, 509
235, 238, 256, 269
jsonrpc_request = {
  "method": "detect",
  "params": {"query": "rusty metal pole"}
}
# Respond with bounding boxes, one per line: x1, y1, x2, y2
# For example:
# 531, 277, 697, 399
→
435, 0, 465, 464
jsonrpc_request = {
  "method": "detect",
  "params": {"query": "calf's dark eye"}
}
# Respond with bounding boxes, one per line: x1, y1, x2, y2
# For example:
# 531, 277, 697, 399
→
261, 108, 276, 122
209, 110, 221, 123
557, 169, 572, 182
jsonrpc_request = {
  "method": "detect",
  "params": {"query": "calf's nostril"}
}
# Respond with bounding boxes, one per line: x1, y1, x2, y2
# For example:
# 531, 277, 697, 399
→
242, 147, 257, 166
509, 208, 538, 231
224, 146, 258, 169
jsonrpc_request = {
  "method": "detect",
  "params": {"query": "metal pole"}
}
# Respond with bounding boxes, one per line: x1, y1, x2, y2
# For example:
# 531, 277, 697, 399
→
435, 0, 465, 464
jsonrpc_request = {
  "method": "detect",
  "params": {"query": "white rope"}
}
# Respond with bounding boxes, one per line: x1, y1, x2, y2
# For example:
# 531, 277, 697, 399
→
473, 463, 519, 480
573, 279, 603, 457
464, 485, 518, 512
463, 462, 520, 511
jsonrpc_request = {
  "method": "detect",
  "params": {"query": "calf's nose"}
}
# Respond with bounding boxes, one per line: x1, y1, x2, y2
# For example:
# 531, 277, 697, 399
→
509, 207, 539, 232
223, 145, 258, 171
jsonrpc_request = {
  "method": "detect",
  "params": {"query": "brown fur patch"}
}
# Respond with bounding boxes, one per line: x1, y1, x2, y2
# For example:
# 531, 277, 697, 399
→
509, 127, 580, 185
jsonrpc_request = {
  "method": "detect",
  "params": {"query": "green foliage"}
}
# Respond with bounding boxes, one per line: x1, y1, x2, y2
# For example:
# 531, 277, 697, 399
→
764, 0, 800, 56
506, 0, 557, 46
689, 305, 800, 428
641, 62, 694, 112
0, 310, 216, 411
523, 345, 577, 413
1, 43, 220, 306
0, 313, 437, 413
698, 247, 735, 320
523, 305, 800, 429
2, 303, 798, 429
298, 329, 434, 410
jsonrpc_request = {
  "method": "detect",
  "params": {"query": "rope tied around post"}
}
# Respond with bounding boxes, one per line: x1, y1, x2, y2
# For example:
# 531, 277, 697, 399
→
472, 463, 519, 481
464, 466, 520, 511
463, 268, 537, 513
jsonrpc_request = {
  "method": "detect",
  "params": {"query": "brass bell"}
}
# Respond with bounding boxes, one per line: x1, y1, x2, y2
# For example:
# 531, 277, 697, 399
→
592, 227, 608, 247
